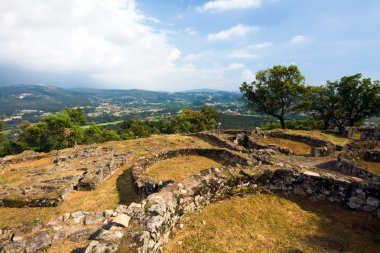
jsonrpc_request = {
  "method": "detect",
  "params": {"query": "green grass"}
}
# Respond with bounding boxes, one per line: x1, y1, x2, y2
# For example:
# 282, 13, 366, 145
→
166, 194, 380, 253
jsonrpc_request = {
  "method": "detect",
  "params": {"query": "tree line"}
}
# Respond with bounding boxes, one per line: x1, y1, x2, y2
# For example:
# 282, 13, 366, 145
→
240, 65, 380, 132
0, 105, 218, 157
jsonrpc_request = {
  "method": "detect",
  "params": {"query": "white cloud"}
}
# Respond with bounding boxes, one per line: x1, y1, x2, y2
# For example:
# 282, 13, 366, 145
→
199, 0, 262, 13
208, 24, 257, 41
290, 35, 308, 44
228, 50, 259, 59
168, 48, 182, 61
184, 27, 199, 36
241, 69, 256, 82
229, 63, 245, 70
0, 0, 190, 89
251, 42, 273, 49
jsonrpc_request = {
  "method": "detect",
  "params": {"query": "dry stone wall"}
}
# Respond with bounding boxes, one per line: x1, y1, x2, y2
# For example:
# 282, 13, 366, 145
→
364, 151, 380, 163
341, 141, 380, 160
131, 148, 252, 199
268, 131, 336, 157
335, 155, 380, 183
0, 146, 133, 207
85, 164, 380, 253
189, 132, 246, 152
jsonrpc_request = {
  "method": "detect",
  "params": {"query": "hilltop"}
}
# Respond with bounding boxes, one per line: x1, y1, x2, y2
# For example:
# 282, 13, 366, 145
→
0, 129, 379, 252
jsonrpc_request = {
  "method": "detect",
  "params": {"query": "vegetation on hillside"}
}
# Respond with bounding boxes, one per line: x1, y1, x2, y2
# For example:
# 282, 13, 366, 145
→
0, 105, 219, 157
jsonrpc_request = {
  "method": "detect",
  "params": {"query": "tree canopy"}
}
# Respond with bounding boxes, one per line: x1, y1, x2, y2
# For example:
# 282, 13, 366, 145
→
240, 65, 307, 129
310, 74, 380, 132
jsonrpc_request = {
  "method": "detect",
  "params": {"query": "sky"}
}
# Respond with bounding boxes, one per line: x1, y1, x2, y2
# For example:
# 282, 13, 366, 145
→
0, 0, 379, 91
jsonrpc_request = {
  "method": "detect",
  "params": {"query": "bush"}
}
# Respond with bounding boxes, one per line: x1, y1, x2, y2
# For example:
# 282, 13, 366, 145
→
261, 119, 323, 131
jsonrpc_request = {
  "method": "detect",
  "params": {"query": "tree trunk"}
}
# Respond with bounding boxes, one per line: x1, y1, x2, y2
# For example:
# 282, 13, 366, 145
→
323, 120, 330, 130
338, 125, 345, 135
280, 117, 286, 129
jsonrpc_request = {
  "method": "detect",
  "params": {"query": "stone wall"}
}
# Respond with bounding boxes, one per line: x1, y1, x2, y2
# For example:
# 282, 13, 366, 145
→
268, 131, 336, 157
334, 155, 380, 182
364, 151, 380, 163
0, 209, 116, 253
341, 141, 380, 160
359, 127, 380, 141
189, 132, 246, 152
245, 136, 293, 155
223, 129, 252, 136
85, 164, 380, 253
131, 148, 252, 199
0, 146, 133, 207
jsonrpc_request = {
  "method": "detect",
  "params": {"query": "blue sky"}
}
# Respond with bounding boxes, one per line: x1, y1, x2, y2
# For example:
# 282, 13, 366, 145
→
0, 0, 379, 91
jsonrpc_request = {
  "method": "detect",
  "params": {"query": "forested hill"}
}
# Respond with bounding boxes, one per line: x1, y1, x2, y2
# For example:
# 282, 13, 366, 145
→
0, 84, 241, 115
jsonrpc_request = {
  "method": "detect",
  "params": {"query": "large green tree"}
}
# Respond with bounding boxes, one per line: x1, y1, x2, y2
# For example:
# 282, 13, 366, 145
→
334, 74, 380, 128
240, 65, 307, 129
309, 83, 340, 130
18, 107, 86, 151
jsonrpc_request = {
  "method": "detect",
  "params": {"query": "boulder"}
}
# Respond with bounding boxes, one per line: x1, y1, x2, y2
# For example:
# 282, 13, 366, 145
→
25, 232, 51, 253
112, 214, 130, 228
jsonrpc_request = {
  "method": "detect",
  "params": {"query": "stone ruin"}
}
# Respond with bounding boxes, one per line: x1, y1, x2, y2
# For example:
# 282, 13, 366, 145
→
0, 145, 133, 207
359, 127, 380, 141
0, 131, 379, 253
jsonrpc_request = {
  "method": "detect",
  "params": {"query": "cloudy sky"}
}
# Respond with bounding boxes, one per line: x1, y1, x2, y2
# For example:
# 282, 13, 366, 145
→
0, 0, 379, 91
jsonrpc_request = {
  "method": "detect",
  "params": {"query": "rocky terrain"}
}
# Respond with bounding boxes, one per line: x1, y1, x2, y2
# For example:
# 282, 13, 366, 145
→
0, 130, 379, 253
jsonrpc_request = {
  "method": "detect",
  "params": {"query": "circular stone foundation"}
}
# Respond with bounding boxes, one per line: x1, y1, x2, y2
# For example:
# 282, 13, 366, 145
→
146, 155, 222, 182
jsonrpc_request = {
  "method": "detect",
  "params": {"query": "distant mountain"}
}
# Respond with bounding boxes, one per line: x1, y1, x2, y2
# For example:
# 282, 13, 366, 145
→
0, 84, 242, 116
180, 88, 224, 93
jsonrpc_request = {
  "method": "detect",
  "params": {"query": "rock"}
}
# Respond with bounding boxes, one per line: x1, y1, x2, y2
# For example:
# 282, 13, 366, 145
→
104, 210, 113, 218
94, 228, 124, 242
68, 229, 93, 242
52, 231, 65, 242
85, 216, 96, 225
25, 232, 51, 253
84, 240, 118, 253
114, 205, 128, 214
112, 214, 130, 228
0, 241, 26, 253
62, 213, 71, 221
348, 197, 365, 209
11, 232, 24, 242
303, 170, 320, 177
366, 197, 379, 207
70, 211, 86, 224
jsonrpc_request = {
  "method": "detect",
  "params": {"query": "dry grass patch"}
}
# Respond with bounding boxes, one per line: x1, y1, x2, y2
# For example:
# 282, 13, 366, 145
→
147, 155, 221, 182
166, 194, 380, 253
356, 159, 380, 176
257, 137, 311, 156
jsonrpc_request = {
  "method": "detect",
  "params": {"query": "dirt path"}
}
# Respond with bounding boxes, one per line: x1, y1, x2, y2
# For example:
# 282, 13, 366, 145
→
273, 153, 339, 170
